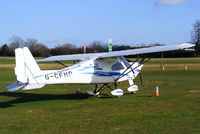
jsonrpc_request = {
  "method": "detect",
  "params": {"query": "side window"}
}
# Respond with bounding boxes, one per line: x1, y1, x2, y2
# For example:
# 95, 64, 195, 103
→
111, 62, 124, 71
94, 59, 103, 70
119, 56, 131, 68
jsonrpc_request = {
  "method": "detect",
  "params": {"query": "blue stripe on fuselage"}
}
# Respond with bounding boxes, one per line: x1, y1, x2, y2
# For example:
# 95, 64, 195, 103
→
81, 71, 128, 77
135, 69, 141, 73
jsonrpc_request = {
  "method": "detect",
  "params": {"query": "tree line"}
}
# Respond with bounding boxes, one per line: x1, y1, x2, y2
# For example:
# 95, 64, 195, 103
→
0, 38, 110, 57
1, 20, 200, 58
0, 39, 195, 58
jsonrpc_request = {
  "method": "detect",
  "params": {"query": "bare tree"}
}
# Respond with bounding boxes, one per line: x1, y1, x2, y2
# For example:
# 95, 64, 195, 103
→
192, 20, 200, 54
88, 40, 107, 52
24, 39, 49, 57
25, 38, 38, 52
50, 43, 77, 55
33, 44, 50, 57
9, 36, 24, 49
9, 36, 25, 55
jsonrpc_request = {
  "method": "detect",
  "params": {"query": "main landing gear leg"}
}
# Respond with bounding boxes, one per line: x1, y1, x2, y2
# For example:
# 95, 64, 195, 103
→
127, 79, 139, 94
87, 83, 124, 97
87, 83, 114, 96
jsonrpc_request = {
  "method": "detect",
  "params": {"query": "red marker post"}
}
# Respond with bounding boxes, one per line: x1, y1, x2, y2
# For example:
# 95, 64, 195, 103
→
82, 44, 87, 53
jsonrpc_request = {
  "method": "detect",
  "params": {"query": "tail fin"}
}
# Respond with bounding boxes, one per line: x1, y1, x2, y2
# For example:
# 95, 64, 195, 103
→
14, 47, 45, 90
15, 47, 41, 83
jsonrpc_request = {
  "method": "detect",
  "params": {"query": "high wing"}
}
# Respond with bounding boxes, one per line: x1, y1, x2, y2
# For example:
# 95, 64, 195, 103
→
37, 43, 194, 62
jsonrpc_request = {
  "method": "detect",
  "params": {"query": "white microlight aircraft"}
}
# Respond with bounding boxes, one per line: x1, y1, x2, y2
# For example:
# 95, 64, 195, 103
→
6, 43, 194, 96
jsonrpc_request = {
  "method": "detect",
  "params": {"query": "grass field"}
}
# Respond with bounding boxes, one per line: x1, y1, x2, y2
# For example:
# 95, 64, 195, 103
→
0, 57, 200, 134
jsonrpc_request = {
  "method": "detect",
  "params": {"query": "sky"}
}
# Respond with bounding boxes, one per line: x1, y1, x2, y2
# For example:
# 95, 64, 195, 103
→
0, 0, 200, 48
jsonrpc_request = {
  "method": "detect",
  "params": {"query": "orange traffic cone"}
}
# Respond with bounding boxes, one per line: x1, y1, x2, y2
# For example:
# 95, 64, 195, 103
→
154, 86, 159, 96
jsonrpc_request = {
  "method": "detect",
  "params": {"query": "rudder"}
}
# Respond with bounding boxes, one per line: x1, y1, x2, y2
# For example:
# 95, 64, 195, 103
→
15, 47, 41, 84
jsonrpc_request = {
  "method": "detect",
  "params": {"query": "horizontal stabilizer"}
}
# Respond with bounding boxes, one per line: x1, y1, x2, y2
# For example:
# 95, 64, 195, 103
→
22, 83, 45, 90
5, 82, 26, 91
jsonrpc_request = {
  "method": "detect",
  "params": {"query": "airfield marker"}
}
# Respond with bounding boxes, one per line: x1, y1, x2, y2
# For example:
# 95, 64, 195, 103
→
161, 66, 165, 71
184, 65, 188, 70
75, 88, 81, 94
82, 44, 87, 53
155, 86, 159, 96
108, 39, 112, 52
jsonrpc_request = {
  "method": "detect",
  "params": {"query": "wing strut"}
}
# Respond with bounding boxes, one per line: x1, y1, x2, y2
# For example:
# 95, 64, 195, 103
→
114, 53, 159, 82
115, 57, 140, 82
56, 61, 68, 67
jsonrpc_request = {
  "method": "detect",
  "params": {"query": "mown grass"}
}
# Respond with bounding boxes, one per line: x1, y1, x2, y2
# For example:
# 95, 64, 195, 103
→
0, 57, 200, 134
0, 57, 15, 64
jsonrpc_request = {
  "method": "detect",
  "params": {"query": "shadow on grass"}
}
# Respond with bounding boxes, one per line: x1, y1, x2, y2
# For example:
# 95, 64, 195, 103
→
98, 93, 113, 99
136, 95, 154, 98
0, 92, 90, 108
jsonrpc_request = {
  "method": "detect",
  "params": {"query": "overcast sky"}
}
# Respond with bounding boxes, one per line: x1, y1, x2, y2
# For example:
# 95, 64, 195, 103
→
0, 0, 200, 47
